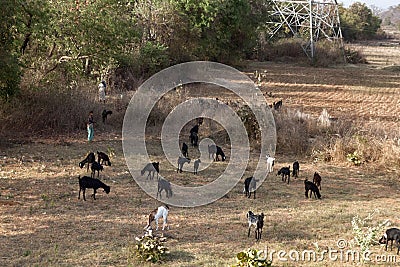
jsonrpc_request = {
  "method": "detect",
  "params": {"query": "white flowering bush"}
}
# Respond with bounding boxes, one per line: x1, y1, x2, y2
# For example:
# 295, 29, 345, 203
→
351, 210, 390, 256
135, 231, 168, 263
232, 248, 273, 267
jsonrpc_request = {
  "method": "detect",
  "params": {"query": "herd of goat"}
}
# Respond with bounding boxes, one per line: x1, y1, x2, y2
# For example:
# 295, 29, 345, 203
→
75, 121, 396, 250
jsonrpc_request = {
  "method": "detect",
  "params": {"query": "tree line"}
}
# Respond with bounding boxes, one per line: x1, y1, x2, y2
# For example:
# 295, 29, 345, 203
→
0, 0, 381, 101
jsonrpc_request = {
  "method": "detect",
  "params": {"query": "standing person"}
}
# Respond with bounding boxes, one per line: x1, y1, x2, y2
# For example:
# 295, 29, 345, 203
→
87, 111, 95, 142
98, 80, 106, 103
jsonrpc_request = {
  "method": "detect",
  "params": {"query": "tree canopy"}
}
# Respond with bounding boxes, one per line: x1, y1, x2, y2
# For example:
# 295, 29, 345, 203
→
0, 0, 383, 101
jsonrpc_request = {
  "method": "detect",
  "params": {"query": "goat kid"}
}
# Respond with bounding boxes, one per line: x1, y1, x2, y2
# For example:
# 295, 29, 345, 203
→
247, 211, 264, 241
379, 228, 400, 253
243, 177, 258, 199
177, 156, 190, 173
313, 172, 322, 190
97, 151, 111, 166
91, 161, 103, 178
266, 155, 275, 173
79, 152, 96, 172
190, 131, 199, 147
193, 159, 201, 174
144, 205, 170, 231
208, 144, 217, 160
141, 162, 159, 180
102, 109, 112, 124
277, 166, 290, 184
78, 175, 110, 201
157, 178, 173, 199
215, 146, 226, 161
293, 161, 300, 178
181, 142, 189, 158
304, 179, 321, 199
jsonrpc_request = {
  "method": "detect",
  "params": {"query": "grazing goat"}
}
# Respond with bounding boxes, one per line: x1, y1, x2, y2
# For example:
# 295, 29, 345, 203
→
177, 156, 191, 173
102, 109, 112, 124
208, 144, 217, 160
190, 124, 199, 134
141, 162, 159, 180
293, 161, 300, 178
273, 100, 282, 110
79, 152, 96, 172
379, 228, 400, 253
247, 211, 264, 241
181, 142, 188, 158
304, 179, 321, 199
313, 172, 322, 190
97, 151, 111, 166
194, 159, 201, 174
215, 146, 226, 161
266, 155, 275, 173
91, 161, 103, 178
78, 175, 110, 201
190, 131, 199, 147
277, 166, 291, 184
243, 177, 258, 199
157, 178, 173, 199
144, 205, 170, 231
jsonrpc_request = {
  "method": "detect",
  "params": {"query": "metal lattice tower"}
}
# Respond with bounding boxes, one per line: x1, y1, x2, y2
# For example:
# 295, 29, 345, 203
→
267, 0, 344, 59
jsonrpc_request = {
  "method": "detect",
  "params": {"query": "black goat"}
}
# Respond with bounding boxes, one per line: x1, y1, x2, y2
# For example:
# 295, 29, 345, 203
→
215, 146, 226, 161
379, 228, 400, 254
102, 109, 112, 124
244, 177, 257, 199
247, 211, 264, 241
293, 161, 300, 178
78, 175, 110, 201
190, 131, 198, 147
313, 172, 322, 190
208, 144, 217, 160
304, 179, 321, 199
91, 161, 103, 178
181, 142, 188, 158
141, 162, 159, 180
193, 159, 201, 175
273, 100, 282, 110
97, 151, 111, 166
277, 166, 290, 184
177, 156, 190, 173
79, 152, 96, 172
157, 178, 173, 199
190, 124, 199, 134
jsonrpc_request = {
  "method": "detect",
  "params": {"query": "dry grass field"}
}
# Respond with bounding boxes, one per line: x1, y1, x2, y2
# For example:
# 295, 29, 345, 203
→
1, 37, 400, 267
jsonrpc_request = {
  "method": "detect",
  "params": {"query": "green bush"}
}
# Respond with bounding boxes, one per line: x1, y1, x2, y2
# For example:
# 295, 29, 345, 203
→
351, 211, 390, 256
232, 248, 273, 267
346, 151, 362, 166
134, 231, 168, 263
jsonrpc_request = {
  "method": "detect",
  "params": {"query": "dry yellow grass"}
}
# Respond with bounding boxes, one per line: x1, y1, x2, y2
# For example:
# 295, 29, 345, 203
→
1, 38, 400, 266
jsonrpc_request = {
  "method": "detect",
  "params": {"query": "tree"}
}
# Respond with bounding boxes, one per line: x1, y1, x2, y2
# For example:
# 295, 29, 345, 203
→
340, 2, 381, 41
0, 0, 21, 101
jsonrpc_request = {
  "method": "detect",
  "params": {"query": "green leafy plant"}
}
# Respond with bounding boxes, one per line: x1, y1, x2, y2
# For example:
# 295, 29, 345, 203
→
134, 231, 168, 263
232, 248, 273, 267
347, 151, 362, 166
351, 210, 390, 256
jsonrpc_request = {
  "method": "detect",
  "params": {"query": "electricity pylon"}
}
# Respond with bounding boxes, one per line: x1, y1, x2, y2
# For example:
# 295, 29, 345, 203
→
267, 0, 344, 60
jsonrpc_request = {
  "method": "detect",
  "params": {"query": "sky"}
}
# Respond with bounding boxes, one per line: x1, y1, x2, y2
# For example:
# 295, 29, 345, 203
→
339, 0, 399, 10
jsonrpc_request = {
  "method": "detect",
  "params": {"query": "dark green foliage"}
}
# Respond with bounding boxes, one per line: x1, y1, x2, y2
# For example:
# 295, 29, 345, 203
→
340, 2, 382, 41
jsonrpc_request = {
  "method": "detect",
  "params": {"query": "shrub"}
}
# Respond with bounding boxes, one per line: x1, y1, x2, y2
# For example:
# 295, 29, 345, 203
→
347, 151, 363, 166
134, 231, 168, 263
232, 248, 273, 267
351, 211, 390, 256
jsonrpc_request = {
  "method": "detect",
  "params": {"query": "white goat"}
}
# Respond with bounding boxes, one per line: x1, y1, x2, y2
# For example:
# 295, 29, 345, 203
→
266, 155, 275, 173
144, 205, 170, 231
